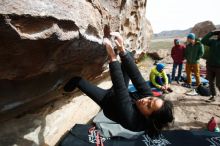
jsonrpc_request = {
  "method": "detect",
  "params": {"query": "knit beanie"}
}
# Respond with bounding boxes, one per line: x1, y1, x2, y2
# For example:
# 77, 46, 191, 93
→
156, 63, 165, 72
187, 33, 196, 40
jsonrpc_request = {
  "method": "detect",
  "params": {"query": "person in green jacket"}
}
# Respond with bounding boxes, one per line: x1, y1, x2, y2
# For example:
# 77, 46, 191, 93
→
201, 29, 220, 101
184, 33, 204, 87
150, 63, 172, 93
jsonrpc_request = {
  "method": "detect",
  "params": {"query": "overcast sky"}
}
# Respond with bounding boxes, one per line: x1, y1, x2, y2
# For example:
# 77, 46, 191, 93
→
146, 0, 220, 33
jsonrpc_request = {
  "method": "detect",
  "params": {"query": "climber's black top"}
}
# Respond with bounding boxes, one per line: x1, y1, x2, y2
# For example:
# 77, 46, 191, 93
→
102, 53, 153, 132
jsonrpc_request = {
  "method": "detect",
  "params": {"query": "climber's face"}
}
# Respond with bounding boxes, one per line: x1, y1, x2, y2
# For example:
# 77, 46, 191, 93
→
187, 38, 195, 44
136, 97, 163, 117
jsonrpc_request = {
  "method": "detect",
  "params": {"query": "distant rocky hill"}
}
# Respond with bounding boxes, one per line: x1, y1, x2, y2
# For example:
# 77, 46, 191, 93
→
154, 24, 220, 39
153, 28, 192, 39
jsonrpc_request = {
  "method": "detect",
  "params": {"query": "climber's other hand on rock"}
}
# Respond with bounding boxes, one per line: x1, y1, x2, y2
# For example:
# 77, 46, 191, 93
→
110, 32, 125, 53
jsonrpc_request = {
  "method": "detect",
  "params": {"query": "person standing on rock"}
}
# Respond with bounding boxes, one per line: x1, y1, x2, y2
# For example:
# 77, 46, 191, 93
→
149, 63, 173, 93
171, 39, 186, 84
184, 33, 204, 87
63, 32, 174, 136
201, 29, 220, 101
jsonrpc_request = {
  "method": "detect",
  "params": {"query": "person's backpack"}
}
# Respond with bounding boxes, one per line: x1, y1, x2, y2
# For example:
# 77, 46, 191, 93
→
196, 84, 211, 96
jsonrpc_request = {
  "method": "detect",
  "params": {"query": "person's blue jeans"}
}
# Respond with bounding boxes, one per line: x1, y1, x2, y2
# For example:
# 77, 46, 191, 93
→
171, 63, 183, 81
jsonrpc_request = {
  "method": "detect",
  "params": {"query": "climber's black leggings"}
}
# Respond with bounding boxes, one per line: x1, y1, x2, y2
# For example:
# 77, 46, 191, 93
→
76, 64, 130, 106
64, 52, 152, 108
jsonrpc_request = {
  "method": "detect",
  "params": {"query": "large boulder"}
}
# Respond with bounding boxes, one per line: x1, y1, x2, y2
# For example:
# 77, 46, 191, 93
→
147, 49, 169, 60
0, 0, 152, 120
191, 21, 216, 38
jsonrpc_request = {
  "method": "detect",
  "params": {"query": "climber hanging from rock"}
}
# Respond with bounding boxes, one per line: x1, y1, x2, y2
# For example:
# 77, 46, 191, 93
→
63, 31, 174, 136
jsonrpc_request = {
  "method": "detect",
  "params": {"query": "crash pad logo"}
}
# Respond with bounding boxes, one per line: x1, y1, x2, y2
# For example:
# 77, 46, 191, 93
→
88, 128, 110, 144
207, 137, 220, 146
142, 134, 171, 146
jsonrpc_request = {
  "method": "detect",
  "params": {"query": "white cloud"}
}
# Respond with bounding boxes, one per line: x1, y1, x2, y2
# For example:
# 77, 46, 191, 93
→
146, 0, 220, 33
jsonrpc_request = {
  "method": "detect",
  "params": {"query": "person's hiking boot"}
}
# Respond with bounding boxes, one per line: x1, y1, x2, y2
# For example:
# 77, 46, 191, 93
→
208, 96, 216, 102
186, 89, 198, 96
167, 88, 173, 93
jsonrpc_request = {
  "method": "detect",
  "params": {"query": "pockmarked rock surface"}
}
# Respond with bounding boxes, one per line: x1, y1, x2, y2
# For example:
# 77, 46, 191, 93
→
191, 21, 216, 38
0, 0, 152, 121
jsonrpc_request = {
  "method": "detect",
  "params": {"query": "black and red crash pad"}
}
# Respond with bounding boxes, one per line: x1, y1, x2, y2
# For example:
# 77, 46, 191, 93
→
59, 124, 220, 146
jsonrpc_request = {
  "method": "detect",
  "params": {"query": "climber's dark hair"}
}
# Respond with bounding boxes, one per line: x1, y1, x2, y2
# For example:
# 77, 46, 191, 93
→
146, 100, 174, 137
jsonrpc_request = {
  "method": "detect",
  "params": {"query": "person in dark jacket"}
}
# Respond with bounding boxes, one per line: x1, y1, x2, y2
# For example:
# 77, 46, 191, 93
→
171, 39, 186, 83
184, 33, 204, 87
64, 32, 174, 136
201, 29, 220, 101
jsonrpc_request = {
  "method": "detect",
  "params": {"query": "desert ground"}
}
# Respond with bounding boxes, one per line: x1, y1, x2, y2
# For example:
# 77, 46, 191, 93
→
145, 38, 220, 130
